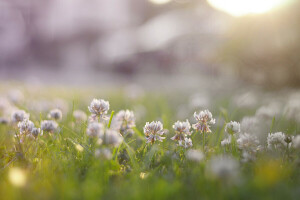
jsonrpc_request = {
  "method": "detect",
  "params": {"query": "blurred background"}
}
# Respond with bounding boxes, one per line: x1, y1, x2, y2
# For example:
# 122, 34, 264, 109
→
0, 0, 299, 88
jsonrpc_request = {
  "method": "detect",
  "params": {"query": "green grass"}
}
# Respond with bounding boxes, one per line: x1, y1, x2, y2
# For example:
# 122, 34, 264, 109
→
0, 90, 300, 200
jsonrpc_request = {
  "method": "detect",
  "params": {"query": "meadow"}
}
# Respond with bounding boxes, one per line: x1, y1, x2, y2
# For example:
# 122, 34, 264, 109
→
0, 85, 300, 200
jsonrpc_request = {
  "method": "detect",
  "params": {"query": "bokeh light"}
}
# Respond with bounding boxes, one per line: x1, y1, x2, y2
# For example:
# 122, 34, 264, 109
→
207, 0, 290, 16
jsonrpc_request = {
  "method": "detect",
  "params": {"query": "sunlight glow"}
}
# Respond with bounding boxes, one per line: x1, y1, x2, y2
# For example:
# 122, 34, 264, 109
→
149, 0, 172, 5
207, 0, 289, 16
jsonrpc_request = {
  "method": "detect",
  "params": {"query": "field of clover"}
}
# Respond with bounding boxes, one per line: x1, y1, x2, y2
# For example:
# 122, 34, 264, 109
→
0, 87, 300, 200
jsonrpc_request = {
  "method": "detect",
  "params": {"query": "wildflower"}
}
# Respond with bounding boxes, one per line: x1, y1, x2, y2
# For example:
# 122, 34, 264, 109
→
206, 155, 239, 182
101, 129, 123, 147
292, 135, 300, 149
240, 116, 260, 134
88, 99, 110, 120
86, 122, 104, 138
31, 128, 41, 138
237, 133, 260, 153
255, 103, 281, 120
18, 119, 34, 135
171, 120, 191, 141
73, 110, 87, 123
186, 149, 204, 162
48, 109, 62, 121
178, 137, 193, 149
144, 121, 166, 144
11, 110, 29, 123
221, 135, 232, 147
111, 110, 135, 136
225, 121, 240, 135
267, 132, 289, 150
241, 150, 256, 163
41, 120, 58, 133
95, 148, 112, 160
192, 110, 215, 133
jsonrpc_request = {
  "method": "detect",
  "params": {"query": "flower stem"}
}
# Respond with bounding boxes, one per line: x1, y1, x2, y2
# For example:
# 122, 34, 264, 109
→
107, 110, 115, 128
203, 132, 205, 153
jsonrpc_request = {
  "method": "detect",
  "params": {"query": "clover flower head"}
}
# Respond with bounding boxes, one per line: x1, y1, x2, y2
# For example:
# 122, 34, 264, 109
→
207, 155, 239, 182
221, 135, 232, 147
73, 110, 87, 123
144, 121, 166, 144
11, 110, 29, 123
48, 108, 62, 121
192, 109, 215, 133
18, 119, 34, 135
101, 129, 123, 147
88, 99, 110, 118
178, 137, 193, 149
237, 133, 260, 153
292, 135, 300, 149
95, 148, 112, 160
86, 122, 104, 138
31, 128, 41, 138
186, 149, 204, 162
171, 120, 191, 141
41, 120, 58, 133
267, 132, 289, 150
225, 121, 240, 135
111, 110, 135, 136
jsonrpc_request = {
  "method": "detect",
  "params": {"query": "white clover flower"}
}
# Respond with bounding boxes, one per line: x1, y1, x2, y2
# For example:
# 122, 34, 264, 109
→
292, 135, 300, 149
95, 148, 112, 160
111, 110, 135, 136
88, 99, 110, 119
284, 94, 300, 122
233, 92, 257, 109
225, 121, 240, 135
240, 116, 260, 134
18, 119, 34, 135
267, 132, 289, 150
241, 150, 256, 163
41, 120, 58, 133
237, 133, 260, 153
11, 110, 29, 123
48, 108, 63, 121
101, 129, 123, 147
86, 122, 104, 138
73, 110, 87, 123
206, 155, 239, 182
221, 135, 232, 147
255, 103, 281, 120
192, 110, 215, 133
186, 149, 204, 162
178, 137, 193, 149
144, 121, 166, 144
171, 120, 191, 141
31, 128, 40, 138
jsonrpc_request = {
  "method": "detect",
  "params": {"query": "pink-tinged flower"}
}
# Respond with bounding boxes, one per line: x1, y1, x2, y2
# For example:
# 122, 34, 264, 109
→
171, 120, 191, 141
86, 122, 104, 138
111, 110, 135, 136
41, 120, 58, 133
48, 108, 63, 121
192, 110, 215, 133
178, 137, 193, 149
144, 121, 166, 144
18, 119, 34, 135
88, 99, 109, 120
11, 110, 29, 123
